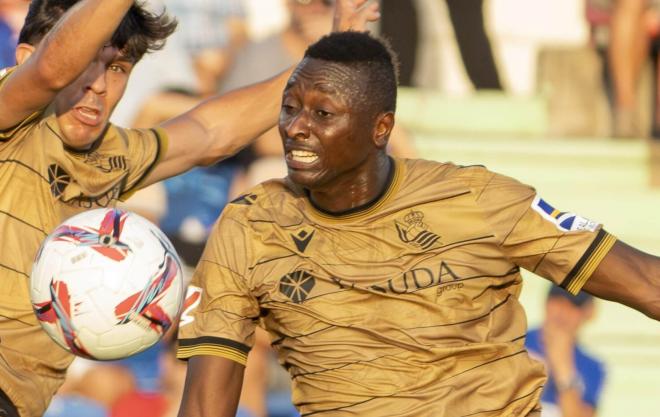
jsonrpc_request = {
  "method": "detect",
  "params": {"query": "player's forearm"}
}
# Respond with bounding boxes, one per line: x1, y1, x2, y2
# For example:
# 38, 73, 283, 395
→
556, 389, 595, 417
178, 356, 245, 417
190, 68, 292, 165
31, 0, 134, 90
584, 240, 660, 321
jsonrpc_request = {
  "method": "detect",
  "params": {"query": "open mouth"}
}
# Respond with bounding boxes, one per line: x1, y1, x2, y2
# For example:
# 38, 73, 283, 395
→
73, 106, 102, 126
289, 149, 319, 164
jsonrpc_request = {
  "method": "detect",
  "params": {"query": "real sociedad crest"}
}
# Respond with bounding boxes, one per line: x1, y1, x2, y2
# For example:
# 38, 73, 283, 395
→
395, 210, 441, 250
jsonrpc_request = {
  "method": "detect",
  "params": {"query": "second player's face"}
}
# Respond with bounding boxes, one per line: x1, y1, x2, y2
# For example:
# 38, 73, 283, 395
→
279, 58, 376, 190
53, 45, 133, 150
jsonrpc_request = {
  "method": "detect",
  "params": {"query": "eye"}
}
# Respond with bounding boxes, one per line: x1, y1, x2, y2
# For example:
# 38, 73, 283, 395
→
316, 109, 332, 118
108, 64, 127, 74
281, 103, 298, 115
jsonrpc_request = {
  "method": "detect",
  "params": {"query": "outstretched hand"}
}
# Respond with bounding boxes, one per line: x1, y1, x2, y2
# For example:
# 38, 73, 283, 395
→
333, 0, 380, 32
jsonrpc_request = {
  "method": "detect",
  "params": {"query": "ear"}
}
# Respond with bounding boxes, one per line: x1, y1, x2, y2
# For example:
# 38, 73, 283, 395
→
373, 112, 394, 149
15, 43, 35, 65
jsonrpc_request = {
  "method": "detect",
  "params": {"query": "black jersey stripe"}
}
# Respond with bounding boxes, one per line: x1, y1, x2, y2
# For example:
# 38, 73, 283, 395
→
291, 352, 396, 380
0, 209, 48, 235
0, 111, 41, 140
300, 393, 397, 416
178, 336, 251, 353
561, 230, 616, 294
0, 263, 29, 278
271, 324, 335, 346
406, 294, 513, 330
177, 336, 251, 365
0, 159, 48, 182
119, 128, 165, 200
459, 385, 543, 417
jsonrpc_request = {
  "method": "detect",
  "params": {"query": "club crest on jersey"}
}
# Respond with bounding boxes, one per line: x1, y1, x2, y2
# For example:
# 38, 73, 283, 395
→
531, 196, 599, 232
395, 210, 441, 250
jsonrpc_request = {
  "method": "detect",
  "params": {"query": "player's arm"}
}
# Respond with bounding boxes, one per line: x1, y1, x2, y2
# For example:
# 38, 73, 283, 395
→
178, 355, 245, 417
583, 240, 660, 320
0, 0, 134, 130
141, 0, 380, 186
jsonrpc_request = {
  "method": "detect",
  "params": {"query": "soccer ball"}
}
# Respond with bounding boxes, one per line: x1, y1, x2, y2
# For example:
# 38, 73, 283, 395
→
30, 208, 184, 360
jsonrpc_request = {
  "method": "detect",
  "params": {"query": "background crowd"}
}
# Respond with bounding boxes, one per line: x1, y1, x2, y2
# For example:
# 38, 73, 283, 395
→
1, 1, 658, 416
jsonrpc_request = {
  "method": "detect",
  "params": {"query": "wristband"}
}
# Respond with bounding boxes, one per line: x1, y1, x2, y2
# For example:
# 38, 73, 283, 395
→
555, 374, 585, 394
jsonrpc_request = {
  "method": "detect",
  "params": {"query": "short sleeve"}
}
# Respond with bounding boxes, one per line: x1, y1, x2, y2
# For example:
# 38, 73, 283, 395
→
177, 209, 259, 365
467, 167, 616, 294
0, 67, 43, 142
119, 127, 168, 200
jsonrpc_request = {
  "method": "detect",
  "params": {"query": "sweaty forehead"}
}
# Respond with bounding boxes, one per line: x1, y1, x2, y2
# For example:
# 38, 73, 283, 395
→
286, 58, 365, 97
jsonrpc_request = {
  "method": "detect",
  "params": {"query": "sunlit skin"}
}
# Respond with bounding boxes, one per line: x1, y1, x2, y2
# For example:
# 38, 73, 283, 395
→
278, 57, 394, 213
50, 45, 134, 150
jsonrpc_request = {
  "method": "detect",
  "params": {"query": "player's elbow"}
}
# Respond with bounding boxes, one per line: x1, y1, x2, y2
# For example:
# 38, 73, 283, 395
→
628, 278, 660, 321
32, 56, 74, 91
638, 294, 660, 321
202, 126, 250, 165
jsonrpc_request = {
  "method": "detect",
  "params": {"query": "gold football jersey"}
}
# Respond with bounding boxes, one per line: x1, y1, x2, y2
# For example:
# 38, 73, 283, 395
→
178, 157, 616, 417
0, 67, 167, 417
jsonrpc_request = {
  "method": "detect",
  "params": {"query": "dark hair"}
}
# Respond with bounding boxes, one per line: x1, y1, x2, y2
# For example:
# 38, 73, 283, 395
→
18, 0, 177, 62
304, 31, 399, 114
547, 285, 593, 307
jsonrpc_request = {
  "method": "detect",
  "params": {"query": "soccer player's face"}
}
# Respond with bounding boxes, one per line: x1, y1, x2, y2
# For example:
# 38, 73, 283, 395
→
279, 58, 377, 190
53, 45, 133, 150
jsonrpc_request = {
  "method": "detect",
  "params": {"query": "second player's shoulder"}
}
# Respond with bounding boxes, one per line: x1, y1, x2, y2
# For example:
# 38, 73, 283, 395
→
223, 178, 302, 224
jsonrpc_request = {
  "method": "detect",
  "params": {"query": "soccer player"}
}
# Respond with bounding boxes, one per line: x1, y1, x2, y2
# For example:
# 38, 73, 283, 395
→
176, 31, 660, 417
0, 1, 379, 416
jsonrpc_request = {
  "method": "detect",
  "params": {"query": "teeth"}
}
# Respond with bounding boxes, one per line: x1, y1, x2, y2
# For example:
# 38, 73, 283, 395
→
292, 150, 316, 157
78, 108, 99, 120
291, 150, 318, 163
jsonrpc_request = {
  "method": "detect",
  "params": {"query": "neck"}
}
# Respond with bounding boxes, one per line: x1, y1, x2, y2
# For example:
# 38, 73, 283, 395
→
309, 153, 392, 214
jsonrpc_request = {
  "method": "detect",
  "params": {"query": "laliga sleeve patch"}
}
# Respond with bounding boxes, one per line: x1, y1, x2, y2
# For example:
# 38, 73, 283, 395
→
531, 196, 599, 232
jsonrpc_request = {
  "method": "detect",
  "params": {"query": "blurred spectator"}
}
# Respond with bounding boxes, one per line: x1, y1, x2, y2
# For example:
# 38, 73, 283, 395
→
525, 286, 606, 417
587, 0, 660, 137
380, 0, 501, 90
165, 0, 247, 96
45, 361, 136, 417
608, 0, 652, 138
379, 0, 418, 87
0, 0, 29, 68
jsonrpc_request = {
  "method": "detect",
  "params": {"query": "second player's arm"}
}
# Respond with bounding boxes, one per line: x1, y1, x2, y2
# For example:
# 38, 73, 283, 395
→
178, 355, 245, 417
583, 240, 660, 320
147, 68, 291, 185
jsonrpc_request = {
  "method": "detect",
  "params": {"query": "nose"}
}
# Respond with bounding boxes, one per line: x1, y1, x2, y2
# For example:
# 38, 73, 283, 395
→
285, 109, 311, 140
84, 60, 107, 95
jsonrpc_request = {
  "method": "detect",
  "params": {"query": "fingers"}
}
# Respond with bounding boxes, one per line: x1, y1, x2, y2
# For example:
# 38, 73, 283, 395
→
332, 0, 381, 32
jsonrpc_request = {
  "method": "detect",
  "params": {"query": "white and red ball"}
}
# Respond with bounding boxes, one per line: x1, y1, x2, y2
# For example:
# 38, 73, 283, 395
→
30, 208, 184, 360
